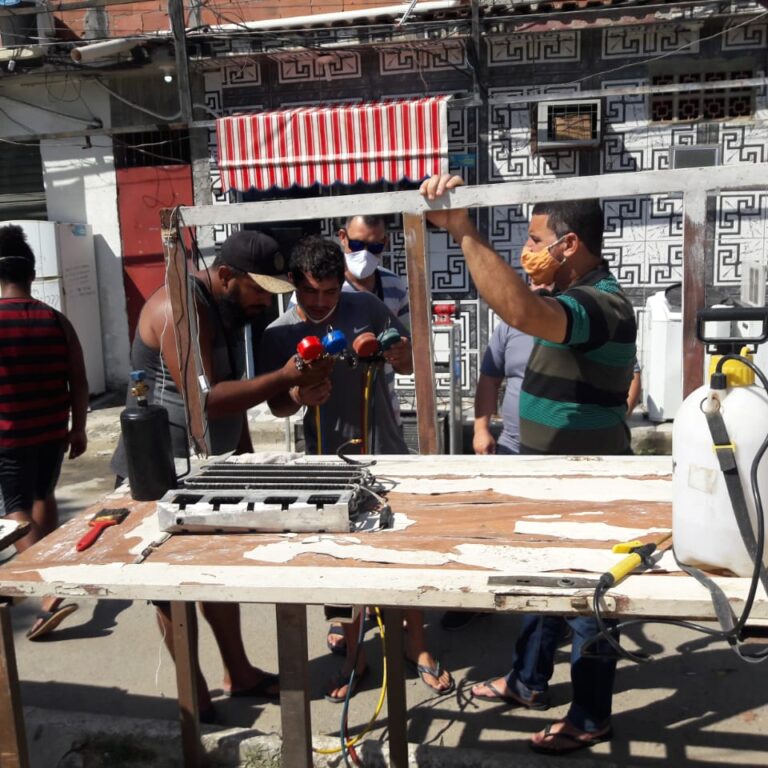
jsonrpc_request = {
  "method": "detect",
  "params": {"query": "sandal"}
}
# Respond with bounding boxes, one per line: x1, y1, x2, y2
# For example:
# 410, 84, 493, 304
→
471, 677, 550, 710
324, 666, 369, 703
26, 604, 78, 641
326, 623, 346, 656
406, 657, 455, 696
530, 721, 613, 755
227, 671, 280, 700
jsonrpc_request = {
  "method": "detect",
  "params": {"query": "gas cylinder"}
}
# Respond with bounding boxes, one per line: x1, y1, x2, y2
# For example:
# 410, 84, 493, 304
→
673, 311, 768, 576
121, 370, 177, 501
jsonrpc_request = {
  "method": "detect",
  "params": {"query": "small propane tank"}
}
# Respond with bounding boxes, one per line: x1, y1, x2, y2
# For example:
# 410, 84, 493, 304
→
673, 307, 768, 576
120, 370, 177, 501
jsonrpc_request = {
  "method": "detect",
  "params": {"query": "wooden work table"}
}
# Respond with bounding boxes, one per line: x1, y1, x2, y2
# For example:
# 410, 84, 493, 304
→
0, 454, 762, 767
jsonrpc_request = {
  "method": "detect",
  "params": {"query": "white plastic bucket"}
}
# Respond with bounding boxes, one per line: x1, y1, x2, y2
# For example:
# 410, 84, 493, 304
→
672, 382, 768, 576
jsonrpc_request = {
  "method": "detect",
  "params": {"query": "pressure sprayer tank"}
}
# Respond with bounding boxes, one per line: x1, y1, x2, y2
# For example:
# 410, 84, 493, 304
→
673, 307, 768, 576
120, 370, 177, 501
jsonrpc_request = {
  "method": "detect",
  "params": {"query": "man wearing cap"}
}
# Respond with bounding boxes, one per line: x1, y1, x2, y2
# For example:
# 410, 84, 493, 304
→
111, 229, 331, 722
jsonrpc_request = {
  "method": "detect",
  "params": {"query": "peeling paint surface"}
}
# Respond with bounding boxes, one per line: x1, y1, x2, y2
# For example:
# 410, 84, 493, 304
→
0, 456, 684, 603
514, 520, 671, 541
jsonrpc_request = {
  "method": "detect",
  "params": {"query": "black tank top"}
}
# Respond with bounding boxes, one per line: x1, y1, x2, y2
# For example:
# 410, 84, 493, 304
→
110, 278, 244, 477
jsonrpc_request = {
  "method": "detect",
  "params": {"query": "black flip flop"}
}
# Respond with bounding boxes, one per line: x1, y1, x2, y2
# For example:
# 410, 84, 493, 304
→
227, 672, 280, 700
324, 666, 369, 703
530, 722, 613, 755
326, 623, 347, 656
471, 678, 549, 710
406, 657, 455, 696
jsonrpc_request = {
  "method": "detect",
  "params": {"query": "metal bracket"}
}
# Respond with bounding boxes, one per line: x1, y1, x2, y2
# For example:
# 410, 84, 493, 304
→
488, 574, 599, 590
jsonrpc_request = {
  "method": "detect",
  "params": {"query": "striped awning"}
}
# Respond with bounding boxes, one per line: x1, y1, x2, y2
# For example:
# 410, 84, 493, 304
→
215, 96, 450, 192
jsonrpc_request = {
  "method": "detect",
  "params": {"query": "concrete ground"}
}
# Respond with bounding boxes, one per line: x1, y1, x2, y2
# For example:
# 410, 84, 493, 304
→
4, 401, 767, 767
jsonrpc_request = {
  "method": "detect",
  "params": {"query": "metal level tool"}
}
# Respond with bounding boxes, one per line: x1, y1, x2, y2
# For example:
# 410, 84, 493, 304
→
488, 574, 600, 589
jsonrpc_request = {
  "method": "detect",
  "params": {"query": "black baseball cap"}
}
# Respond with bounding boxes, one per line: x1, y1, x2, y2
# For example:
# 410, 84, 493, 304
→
219, 230, 293, 294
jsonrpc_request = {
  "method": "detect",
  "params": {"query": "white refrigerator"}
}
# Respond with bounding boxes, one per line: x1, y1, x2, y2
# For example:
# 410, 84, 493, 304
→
2, 220, 106, 395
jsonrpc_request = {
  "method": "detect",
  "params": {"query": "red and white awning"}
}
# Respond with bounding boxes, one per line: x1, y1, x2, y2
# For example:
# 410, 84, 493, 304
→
216, 96, 450, 192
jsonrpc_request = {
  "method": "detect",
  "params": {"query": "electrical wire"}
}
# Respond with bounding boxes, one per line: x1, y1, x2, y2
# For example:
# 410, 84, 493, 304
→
315, 404, 323, 455
586, 353, 768, 664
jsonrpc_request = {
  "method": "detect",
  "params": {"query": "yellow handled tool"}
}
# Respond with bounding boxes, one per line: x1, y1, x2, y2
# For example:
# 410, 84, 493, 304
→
599, 532, 672, 590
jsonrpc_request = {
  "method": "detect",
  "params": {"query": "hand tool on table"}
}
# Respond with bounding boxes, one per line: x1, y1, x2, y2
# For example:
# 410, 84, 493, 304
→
488, 574, 599, 589
76, 507, 129, 552
597, 532, 673, 590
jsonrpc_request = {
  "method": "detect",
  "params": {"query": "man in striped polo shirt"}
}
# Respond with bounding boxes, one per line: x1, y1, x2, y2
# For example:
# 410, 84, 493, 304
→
0, 224, 89, 640
421, 174, 636, 755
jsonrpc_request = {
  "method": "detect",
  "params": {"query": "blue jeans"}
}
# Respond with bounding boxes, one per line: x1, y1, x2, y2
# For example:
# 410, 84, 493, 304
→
505, 614, 617, 733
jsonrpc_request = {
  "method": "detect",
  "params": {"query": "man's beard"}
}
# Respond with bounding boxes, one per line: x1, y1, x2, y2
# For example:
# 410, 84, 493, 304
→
217, 293, 249, 330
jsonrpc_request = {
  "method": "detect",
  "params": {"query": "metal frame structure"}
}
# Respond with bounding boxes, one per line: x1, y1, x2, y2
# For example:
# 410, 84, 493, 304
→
165, 162, 768, 456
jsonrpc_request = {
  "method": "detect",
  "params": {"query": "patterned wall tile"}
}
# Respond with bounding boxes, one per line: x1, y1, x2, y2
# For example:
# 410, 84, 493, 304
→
379, 41, 465, 74
600, 78, 704, 173
603, 196, 683, 287
715, 191, 768, 285
487, 30, 579, 66
488, 85, 580, 181
273, 51, 361, 84
602, 22, 701, 59
488, 203, 530, 270
721, 123, 768, 165
722, 18, 768, 50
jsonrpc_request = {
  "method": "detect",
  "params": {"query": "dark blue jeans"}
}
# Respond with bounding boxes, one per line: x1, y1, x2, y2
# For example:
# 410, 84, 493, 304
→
505, 613, 617, 733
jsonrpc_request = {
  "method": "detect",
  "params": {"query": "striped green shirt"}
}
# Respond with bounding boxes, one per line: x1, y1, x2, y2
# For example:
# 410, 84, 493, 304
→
520, 264, 637, 455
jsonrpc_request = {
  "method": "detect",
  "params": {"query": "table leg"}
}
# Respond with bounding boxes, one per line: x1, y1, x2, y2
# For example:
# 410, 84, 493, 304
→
0, 601, 29, 768
275, 604, 312, 768
383, 608, 408, 768
170, 601, 203, 768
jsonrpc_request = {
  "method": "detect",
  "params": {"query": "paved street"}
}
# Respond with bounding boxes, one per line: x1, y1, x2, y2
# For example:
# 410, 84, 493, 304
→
5, 403, 768, 766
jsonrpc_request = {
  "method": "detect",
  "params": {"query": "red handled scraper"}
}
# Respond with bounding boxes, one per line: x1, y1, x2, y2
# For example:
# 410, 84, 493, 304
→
76, 507, 129, 552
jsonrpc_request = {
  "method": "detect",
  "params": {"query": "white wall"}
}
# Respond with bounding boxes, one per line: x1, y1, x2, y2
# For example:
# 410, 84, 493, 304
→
0, 79, 130, 389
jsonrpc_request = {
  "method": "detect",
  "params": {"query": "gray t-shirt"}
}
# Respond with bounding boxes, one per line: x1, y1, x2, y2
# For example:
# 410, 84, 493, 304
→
259, 291, 409, 455
481, 321, 534, 455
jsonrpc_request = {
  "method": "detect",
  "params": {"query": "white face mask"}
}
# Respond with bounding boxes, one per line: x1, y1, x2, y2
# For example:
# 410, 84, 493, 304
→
345, 249, 379, 280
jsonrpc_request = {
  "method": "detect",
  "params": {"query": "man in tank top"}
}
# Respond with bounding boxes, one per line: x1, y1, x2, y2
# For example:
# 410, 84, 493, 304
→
111, 229, 332, 723
0, 224, 89, 640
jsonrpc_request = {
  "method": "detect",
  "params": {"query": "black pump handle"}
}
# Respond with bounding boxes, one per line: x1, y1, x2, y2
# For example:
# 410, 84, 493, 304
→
696, 307, 768, 345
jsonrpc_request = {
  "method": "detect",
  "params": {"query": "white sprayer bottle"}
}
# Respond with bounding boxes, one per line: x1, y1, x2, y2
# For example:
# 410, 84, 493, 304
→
672, 307, 768, 576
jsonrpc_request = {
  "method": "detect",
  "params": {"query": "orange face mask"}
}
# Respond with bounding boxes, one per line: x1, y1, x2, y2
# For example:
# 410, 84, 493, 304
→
520, 235, 567, 285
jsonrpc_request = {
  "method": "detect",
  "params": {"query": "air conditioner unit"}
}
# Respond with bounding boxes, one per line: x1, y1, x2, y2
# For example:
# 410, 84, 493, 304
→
535, 99, 602, 150
740, 255, 767, 308
669, 144, 721, 169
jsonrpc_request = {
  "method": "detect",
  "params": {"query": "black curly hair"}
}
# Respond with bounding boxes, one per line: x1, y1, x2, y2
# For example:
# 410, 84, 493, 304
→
0, 225, 35, 284
288, 236, 345, 287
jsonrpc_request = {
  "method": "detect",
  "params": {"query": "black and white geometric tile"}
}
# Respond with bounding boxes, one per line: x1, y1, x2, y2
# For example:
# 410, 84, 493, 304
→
487, 31, 579, 66
602, 22, 701, 59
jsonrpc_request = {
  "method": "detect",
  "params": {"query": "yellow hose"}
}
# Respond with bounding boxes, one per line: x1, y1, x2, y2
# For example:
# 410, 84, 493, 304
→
361, 366, 374, 454
313, 607, 388, 755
